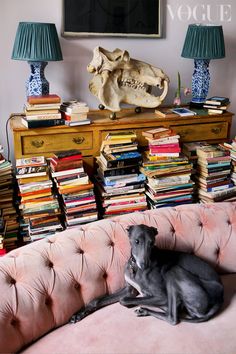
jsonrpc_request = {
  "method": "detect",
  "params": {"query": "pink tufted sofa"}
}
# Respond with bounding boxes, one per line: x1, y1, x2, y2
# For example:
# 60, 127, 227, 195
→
0, 202, 236, 354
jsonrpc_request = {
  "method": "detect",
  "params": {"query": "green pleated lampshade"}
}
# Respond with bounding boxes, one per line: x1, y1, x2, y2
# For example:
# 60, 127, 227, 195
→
181, 24, 225, 59
11, 22, 63, 61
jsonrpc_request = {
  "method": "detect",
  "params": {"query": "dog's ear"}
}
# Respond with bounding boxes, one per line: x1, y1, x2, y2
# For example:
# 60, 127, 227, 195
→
150, 226, 158, 237
126, 225, 134, 236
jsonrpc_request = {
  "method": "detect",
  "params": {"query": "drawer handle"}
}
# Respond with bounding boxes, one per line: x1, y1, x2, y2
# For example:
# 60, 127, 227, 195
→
31, 140, 44, 148
73, 137, 85, 145
211, 127, 222, 135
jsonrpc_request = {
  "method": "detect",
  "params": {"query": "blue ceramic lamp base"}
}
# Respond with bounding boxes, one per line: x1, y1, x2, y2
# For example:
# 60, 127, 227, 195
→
26, 61, 49, 96
191, 59, 210, 106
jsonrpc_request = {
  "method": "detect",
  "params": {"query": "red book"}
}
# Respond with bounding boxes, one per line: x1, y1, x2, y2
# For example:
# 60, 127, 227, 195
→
149, 147, 181, 153
19, 188, 52, 197
0, 249, 7, 256
27, 94, 61, 104
50, 159, 83, 172
149, 143, 180, 149
52, 150, 83, 162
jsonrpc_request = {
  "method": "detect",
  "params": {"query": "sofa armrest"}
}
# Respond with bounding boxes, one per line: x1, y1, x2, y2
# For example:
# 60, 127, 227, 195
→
0, 221, 130, 353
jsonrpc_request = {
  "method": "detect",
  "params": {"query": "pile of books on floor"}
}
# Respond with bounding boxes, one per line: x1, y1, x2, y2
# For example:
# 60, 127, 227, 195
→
21, 94, 64, 128
0, 145, 19, 253
196, 144, 236, 203
141, 128, 195, 208
60, 100, 90, 126
203, 96, 230, 115
50, 149, 98, 227
95, 131, 147, 218
16, 156, 63, 242
219, 138, 236, 186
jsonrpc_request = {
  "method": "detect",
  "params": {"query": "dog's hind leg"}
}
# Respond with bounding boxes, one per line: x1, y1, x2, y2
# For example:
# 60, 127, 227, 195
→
135, 276, 180, 325
134, 291, 179, 325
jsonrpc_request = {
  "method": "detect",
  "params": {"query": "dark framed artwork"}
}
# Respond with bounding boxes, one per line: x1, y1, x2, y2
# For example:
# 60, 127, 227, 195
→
63, 0, 162, 38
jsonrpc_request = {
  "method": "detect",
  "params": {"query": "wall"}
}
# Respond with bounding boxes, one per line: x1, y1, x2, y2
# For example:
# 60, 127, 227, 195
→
1, 0, 236, 162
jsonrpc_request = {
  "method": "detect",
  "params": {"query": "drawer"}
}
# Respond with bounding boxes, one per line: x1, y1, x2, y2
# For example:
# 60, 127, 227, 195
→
22, 131, 93, 155
170, 122, 229, 142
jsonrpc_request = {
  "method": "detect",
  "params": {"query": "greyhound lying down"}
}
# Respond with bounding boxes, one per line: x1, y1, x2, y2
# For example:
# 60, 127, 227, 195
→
70, 224, 224, 325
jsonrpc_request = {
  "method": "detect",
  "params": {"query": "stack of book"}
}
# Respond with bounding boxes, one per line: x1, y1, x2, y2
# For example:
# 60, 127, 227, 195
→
21, 94, 64, 128
182, 141, 210, 180
141, 128, 195, 208
95, 131, 147, 218
16, 156, 63, 242
196, 145, 236, 203
203, 96, 230, 115
60, 100, 90, 126
0, 145, 19, 252
218, 138, 236, 186
50, 150, 98, 227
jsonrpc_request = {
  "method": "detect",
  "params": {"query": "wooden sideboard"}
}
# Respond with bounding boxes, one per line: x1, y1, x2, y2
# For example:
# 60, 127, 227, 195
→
10, 108, 234, 174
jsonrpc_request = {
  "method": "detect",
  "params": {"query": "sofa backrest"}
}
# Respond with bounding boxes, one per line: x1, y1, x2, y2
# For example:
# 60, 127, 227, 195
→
0, 202, 236, 353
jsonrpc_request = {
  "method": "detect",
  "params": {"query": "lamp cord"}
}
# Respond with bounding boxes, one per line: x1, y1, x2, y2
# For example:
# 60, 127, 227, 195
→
5, 114, 24, 162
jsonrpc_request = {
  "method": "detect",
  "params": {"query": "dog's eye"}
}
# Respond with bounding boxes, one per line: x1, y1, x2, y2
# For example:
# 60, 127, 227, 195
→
135, 239, 139, 244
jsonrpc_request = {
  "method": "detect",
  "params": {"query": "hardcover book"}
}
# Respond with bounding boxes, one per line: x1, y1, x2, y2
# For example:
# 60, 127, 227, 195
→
20, 117, 65, 128
100, 152, 142, 168
27, 94, 61, 104
142, 127, 174, 139
204, 96, 230, 106
196, 145, 230, 158
53, 150, 82, 160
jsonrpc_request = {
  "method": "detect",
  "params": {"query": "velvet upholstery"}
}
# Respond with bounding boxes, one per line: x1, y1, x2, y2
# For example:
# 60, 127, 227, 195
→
0, 202, 236, 353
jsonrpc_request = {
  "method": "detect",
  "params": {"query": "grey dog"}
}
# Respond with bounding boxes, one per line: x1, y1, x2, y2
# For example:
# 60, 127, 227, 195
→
70, 224, 224, 325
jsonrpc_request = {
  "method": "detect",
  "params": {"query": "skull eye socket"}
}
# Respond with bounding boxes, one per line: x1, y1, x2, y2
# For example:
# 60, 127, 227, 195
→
135, 239, 139, 245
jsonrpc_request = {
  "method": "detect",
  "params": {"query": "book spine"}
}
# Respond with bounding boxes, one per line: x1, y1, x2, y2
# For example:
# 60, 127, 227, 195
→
101, 166, 140, 177
106, 158, 142, 168
26, 119, 65, 128
50, 160, 83, 171
27, 95, 61, 104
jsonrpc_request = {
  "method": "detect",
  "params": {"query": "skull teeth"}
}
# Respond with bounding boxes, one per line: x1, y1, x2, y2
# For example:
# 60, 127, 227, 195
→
119, 79, 146, 90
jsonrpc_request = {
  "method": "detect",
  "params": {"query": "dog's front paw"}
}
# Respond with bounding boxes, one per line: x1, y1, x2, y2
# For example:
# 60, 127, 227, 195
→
135, 307, 149, 317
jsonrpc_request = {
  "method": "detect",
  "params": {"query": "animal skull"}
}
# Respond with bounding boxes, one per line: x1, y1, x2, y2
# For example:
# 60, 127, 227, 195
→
87, 47, 169, 112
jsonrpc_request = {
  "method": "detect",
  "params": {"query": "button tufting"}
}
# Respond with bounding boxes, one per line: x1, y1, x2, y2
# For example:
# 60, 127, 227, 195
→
199, 222, 203, 227
9, 278, 16, 285
109, 241, 114, 247
74, 282, 80, 290
227, 220, 231, 225
11, 318, 18, 326
48, 261, 54, 268
77, 248, 84, 254
45, 297, 52, 306
103, 273, 108, 279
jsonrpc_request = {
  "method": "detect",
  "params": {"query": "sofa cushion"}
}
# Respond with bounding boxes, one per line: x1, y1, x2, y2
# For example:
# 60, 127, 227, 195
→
21, 274, 236, 354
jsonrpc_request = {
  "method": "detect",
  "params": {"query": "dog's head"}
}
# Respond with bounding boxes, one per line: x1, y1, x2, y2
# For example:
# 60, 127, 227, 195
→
127, 224, 158, 270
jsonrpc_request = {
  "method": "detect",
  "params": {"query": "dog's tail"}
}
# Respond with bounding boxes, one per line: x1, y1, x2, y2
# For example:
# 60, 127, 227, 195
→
182, 302, 223, 323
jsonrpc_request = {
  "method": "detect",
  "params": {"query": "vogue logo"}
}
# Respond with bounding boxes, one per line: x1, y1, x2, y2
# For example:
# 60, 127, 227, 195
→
167, 4, 232, 22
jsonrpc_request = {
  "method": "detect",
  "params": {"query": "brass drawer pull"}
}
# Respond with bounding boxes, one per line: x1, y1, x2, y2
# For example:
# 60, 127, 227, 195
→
211, 127, 222, 135
31, 140, 44, 148
73, 137, 85, 145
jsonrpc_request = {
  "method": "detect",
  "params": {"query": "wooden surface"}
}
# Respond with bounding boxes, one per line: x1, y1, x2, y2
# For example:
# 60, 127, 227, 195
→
10, 108, 234, 174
